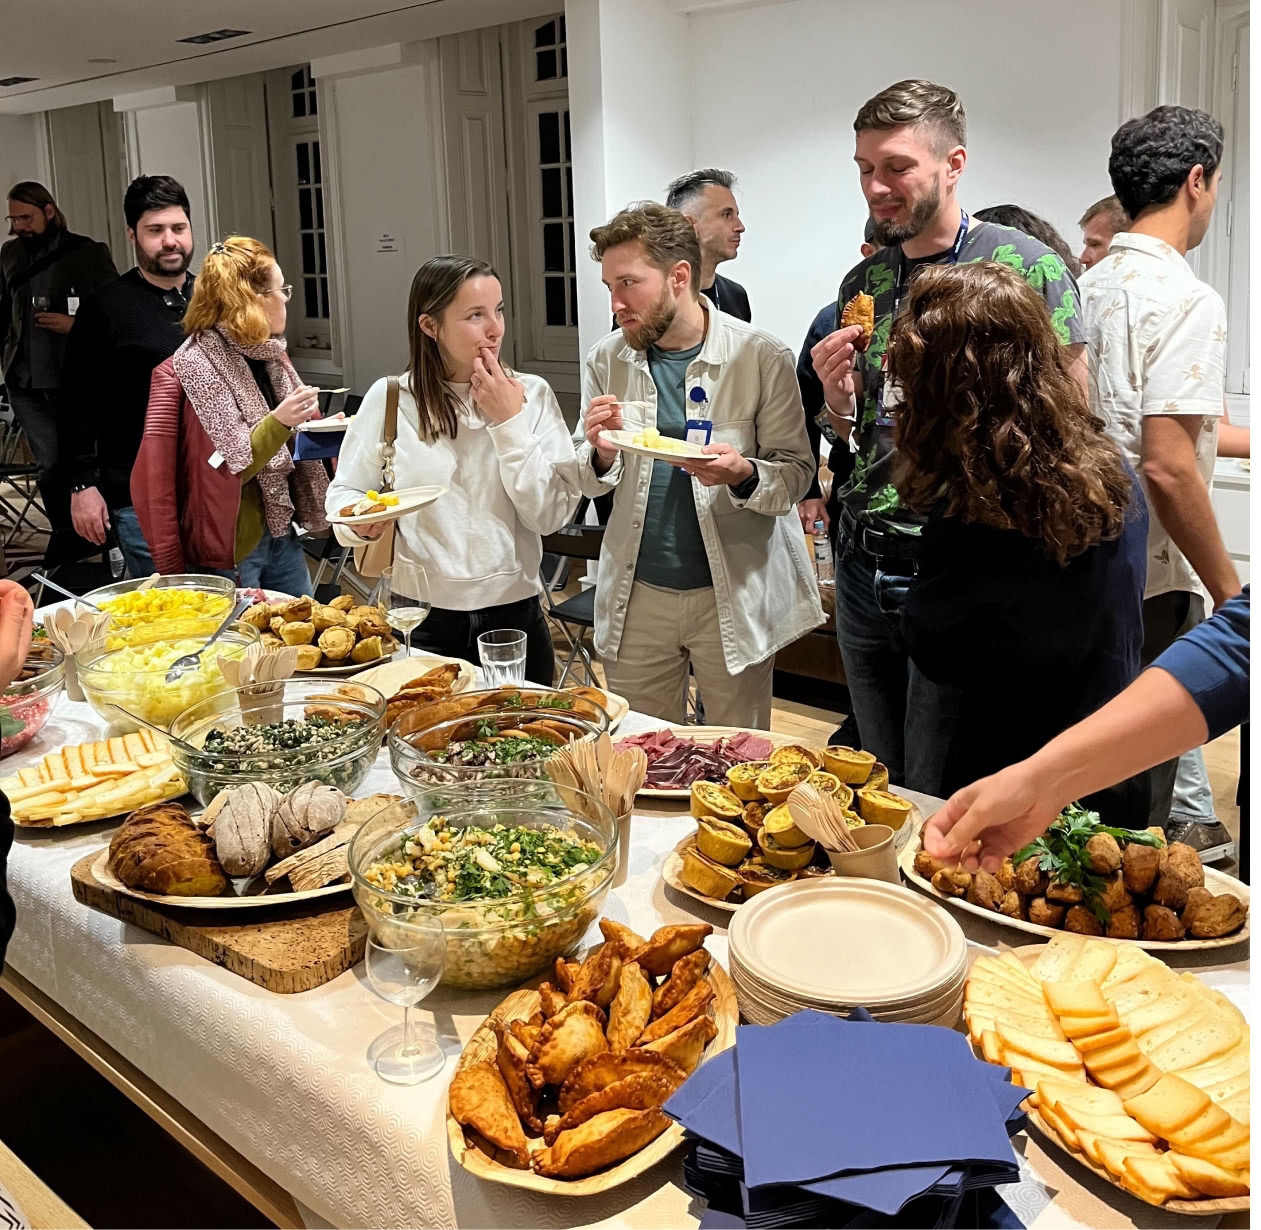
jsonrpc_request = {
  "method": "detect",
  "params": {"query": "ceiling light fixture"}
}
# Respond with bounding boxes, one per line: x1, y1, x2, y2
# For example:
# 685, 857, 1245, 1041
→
177, 28, 251, 45
0, 76, 38, 87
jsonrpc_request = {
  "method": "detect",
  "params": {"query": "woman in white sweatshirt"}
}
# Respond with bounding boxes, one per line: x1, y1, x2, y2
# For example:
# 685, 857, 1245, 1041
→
326, 256, 581, 683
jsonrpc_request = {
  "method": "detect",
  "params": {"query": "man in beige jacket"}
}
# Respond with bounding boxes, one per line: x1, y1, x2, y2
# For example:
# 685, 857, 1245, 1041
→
576, 202, 823, 728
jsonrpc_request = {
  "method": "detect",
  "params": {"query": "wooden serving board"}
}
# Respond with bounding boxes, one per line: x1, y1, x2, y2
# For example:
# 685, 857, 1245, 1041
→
447, 944, 738, 1196
70, 851, 367, 994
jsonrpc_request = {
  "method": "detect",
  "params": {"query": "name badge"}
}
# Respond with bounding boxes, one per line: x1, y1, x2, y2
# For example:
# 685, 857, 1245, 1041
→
685, 419, 713, 446
875, 354, 902, 427
207, 450, 225, 469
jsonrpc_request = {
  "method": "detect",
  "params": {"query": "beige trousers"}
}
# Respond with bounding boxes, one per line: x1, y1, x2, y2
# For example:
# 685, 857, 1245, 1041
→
602, 581, 775, 728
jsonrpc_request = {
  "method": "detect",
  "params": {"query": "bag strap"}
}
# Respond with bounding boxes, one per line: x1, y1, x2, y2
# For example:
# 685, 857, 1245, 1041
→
380, 375, 399, 492
7, 233, 92, 295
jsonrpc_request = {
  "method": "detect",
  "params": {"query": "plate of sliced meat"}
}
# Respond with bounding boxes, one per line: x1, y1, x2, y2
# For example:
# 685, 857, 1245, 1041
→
616, 726, 795, 798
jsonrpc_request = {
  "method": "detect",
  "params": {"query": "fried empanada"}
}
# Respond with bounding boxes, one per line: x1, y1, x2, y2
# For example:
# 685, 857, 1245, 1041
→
636, 979, 713, 1046
638, 1014, 717, 1075
554, 957, 579, 994
526, 1000, 608, 1089
651, 948, 710, 1019
629, 923, 712, 977
566, 943, 622, 1008
532, 1108, 671, 1178
449, 1061, 530, 1166
542, 1071, 683, 1145
508, 1017, 542, 1051
598, 917, 647, 958
606, 961, 652, 1053
840, 290, 876, 351
494, 1022, 543, 1134
538, 981, 567, 1019
557, 1049, 686, 1115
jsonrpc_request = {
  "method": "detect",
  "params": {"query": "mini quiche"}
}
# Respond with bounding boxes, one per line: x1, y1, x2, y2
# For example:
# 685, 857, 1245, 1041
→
726, 760, 771, 802
768, 743, 823, 770
821, 745, 877, 785
690, 780, 743, 822
856, 789, 913, 830
695, 817, 752, 866
755, 761, 812, 804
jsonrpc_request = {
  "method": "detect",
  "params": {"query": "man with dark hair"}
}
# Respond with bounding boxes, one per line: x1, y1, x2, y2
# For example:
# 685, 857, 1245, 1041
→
1081, 105, 1239, 853
664, 169, 750, 321
575, 202, 821, 726
61, 174, 195, 577
973, 204, 1081, 277
808, 79, 1086, 795
0, 181, 117, 557
1078, 194, 1130, 270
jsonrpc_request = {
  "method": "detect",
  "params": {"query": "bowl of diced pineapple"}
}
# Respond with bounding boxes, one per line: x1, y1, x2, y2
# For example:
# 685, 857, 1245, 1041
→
76, 623, 261, 732
84, 574, 236, 643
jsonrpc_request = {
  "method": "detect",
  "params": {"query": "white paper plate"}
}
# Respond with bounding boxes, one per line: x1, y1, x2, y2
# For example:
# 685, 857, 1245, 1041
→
352, 652, 477, 696
328, 485, 447, 526
599, 428, 715, 463
729, 877, 968, 1005
293, 417, 350, 433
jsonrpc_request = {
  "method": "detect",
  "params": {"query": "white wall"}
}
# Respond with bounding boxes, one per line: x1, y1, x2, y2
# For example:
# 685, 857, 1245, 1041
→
128, 102, 213, 262
0, 114, 42, 198
686, 0, 1124, 352
322, 60, 445, 388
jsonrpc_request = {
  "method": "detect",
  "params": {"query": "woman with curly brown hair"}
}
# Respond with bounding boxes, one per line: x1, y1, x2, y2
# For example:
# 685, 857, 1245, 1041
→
890, 260, 1151, 826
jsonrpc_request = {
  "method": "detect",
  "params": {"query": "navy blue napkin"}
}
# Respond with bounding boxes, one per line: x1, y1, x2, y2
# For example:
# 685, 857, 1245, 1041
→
293, 426, 346, 462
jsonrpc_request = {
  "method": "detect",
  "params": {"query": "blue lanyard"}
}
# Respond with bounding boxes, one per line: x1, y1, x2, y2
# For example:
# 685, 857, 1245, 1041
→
889, 209, 971, 319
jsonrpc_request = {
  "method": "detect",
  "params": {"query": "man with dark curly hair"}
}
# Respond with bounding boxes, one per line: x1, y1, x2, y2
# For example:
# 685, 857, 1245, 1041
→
1080, 104, 1241, 855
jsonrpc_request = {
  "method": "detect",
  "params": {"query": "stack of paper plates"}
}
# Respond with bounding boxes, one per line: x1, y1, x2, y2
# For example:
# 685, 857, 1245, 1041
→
727, 878, 968, 1027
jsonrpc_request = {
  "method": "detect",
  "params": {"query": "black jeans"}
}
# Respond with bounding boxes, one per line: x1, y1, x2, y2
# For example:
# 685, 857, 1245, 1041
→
7, 385, 70, 539
411, 595, 556, 687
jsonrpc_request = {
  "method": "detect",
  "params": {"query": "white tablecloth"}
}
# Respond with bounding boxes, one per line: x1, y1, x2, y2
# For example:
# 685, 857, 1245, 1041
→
3, 692, 1249, 1229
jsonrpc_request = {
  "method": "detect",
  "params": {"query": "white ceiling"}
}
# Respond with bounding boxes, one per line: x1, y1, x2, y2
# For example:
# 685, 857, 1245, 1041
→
0, 0, 552, 114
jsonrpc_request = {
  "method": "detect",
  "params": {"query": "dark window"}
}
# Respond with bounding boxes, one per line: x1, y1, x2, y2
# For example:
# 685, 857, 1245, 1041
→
304, 278, 319, 318
535, 19, 555, 47
541, 167, 563, 218
301, 232, 316, 274
298, 188, 313, 231
543, 223, 565, 272
538, 111, 560, 164
545, 276, 567, 326
536, 49, 557, 80
296, 143, 310, 185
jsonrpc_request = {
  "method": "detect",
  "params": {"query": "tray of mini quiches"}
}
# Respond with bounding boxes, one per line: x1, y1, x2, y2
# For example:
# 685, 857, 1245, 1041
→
661, 744, 919, 910
966, 932, 1248, 1214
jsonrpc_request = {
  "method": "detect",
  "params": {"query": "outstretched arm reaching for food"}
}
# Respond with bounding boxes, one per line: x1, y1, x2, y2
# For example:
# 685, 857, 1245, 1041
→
924, 588, 1249, 871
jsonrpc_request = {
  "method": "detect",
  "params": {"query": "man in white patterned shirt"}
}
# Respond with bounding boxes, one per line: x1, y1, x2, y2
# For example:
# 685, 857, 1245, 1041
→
1080, 104, 1242, 851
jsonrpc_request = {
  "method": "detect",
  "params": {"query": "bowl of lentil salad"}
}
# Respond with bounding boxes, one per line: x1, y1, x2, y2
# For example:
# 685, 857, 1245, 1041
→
348, 782, 618, 989
169, 679, 386, 804
388, 703, 604, 795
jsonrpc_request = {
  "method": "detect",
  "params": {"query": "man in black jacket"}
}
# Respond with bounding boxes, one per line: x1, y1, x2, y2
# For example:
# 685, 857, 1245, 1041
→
62, 175, 194, 578
1, 182, 117, 555
665, 169, 751, 321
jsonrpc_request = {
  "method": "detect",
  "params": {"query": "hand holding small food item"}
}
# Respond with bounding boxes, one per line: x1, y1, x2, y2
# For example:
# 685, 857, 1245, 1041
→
840, 291, 876, 351
584, 394, 623, 466
470, 346, 526, 425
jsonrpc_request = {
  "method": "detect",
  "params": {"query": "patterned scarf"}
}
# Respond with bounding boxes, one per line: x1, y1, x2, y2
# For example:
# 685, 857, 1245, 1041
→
171, 326, 328, 538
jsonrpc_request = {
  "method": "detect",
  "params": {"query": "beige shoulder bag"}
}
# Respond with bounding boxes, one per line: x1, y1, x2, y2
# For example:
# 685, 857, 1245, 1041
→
352, 375, 399, 579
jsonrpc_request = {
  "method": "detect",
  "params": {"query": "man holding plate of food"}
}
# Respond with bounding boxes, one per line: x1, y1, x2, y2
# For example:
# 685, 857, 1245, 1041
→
576, 202, 822, 729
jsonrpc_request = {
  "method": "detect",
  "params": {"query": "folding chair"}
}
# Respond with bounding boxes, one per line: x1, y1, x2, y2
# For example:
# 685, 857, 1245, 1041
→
539, 516, 605, 687
0, 405, 48, 565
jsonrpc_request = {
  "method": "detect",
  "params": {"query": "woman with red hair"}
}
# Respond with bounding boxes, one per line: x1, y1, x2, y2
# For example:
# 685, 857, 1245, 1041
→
133, 236, 325, 594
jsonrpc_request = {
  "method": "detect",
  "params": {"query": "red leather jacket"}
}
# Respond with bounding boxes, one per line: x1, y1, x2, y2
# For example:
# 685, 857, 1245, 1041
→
131, 358, 240, 573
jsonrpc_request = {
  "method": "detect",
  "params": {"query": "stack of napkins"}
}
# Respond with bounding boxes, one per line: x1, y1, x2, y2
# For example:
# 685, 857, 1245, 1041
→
664, 1009, 1029, 1228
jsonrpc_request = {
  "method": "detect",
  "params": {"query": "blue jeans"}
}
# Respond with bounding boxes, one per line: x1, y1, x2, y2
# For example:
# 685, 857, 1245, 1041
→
112, 504, 155, 579
210, 530, 313, 596
832, 535, 963, 795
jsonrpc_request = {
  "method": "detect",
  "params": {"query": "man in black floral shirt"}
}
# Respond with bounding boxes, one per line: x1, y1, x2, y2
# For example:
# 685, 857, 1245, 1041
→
811, 79, 1087, 794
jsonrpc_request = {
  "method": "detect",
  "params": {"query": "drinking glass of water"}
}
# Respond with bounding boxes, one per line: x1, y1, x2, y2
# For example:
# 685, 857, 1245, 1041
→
381, 562, 430, 657
364, 915, 446, 1084
478, 628, 528, 686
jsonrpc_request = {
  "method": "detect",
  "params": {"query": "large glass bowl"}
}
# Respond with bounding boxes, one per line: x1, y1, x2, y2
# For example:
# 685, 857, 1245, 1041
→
76, 623, 260, 733
169, 678, 386, 804
85, 573, 235, 637
1, 640, 65, 758
388, 703, 602, 796
348, 782, 618, 989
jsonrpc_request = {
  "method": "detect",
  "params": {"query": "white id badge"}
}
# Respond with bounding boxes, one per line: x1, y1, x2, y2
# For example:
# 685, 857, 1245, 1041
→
207, 450, 225, 469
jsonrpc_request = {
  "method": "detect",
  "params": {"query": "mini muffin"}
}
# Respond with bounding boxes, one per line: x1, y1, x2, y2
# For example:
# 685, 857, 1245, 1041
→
241, 602, 273, 629
311, 603, 348, 633
279, 620, 316, 646
329, 594, 356, 613
293, 644, 323, 670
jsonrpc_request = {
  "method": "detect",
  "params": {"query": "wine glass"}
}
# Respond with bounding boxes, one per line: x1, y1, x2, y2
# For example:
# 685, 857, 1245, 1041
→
381, 562, 430, 657
364, 915, 446, 1084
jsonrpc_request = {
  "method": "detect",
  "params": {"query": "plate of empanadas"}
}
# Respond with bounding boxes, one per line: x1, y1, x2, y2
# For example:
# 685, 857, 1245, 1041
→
240, 593, 401, 674
328, 484, 447, 526
447, 917, 736, 1194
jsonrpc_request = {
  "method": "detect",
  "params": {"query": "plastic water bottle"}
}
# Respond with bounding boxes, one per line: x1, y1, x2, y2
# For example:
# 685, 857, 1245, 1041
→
108, 547, 124, 578
813, 520, 832, 584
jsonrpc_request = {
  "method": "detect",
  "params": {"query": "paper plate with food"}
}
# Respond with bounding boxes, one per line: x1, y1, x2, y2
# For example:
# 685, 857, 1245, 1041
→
965, 934, 1248, 1214
241, 594, 400, 674
328, 485, 446, 526
293, 412, 350, 433
89, 789, 405, 909
447, 917, 736, 1194
901, 803, 1249, 950
353, 653, 476, 703
598, 429, 715, 464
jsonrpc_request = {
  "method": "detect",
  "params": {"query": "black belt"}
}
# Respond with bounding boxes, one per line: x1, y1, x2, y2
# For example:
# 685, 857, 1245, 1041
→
837, 505, 920, 565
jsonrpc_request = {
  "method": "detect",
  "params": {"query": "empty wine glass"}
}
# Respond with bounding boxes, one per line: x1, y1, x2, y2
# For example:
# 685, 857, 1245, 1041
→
381, 561, 431, 657
364, 915, 446, 1084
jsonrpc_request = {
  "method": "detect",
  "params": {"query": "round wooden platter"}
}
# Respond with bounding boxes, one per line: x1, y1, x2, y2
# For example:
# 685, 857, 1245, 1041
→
618, 726, 799, 799
446, 942, 738, 1196
1003, 944, 1249, 1216
89, 849, 351, 910
898, 818, 1250, 952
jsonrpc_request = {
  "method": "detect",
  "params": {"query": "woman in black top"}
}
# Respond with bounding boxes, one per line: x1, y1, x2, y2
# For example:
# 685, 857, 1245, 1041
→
888, 262, 1150, 827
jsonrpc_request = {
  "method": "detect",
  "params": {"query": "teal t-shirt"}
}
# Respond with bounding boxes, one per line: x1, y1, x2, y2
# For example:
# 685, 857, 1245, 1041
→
635, 340, 712, 591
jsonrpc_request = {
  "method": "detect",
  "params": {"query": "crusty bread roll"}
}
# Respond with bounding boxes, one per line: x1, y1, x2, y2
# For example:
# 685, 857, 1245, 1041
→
108, 802, 229, 896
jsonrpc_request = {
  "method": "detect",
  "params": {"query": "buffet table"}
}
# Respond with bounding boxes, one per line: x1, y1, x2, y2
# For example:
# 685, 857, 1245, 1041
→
3, 693, 1250, 1229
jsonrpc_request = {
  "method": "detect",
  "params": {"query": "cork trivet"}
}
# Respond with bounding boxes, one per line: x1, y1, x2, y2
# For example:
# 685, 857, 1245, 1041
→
70, 852, 367, 993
